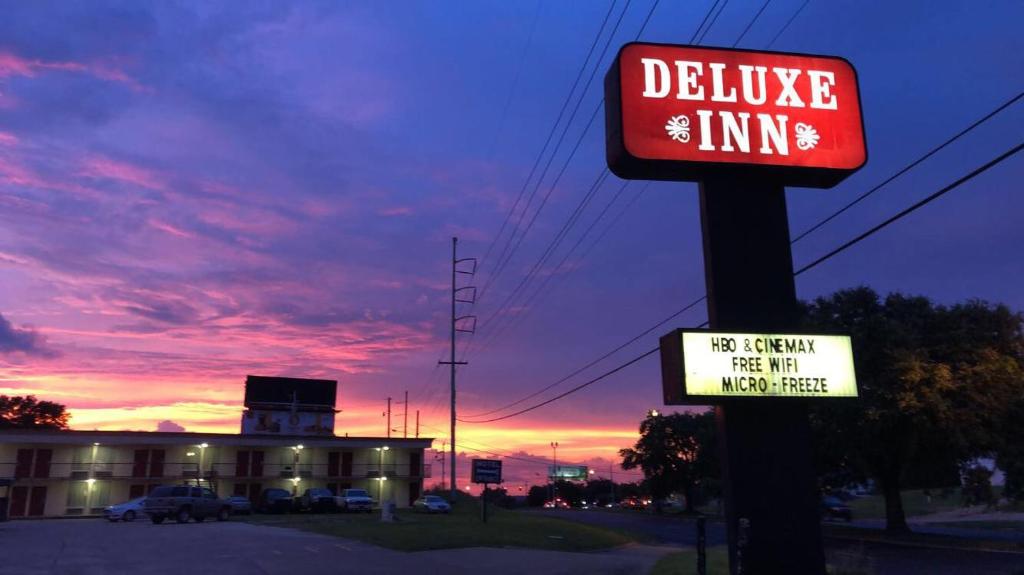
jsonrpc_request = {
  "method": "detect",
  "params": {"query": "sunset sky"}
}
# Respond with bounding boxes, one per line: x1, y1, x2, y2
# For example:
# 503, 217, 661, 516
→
0, 1, 1022, 489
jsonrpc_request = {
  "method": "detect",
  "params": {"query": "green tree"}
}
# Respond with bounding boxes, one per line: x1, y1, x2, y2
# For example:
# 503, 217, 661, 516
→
0, 395, 69, 429
995, 397, 1024, 501
526, 485, 548, 507
619, 410, 718, 512
802, 287, 1024, 531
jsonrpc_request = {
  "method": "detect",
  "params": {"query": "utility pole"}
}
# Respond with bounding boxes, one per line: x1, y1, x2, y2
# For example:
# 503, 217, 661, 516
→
386, 397, 392, 439
415, 410, 420, 438
403, 390, 409, 438
439, 237, 476, 502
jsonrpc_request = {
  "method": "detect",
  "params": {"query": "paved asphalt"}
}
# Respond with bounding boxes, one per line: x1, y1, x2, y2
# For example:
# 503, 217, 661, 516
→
0, 518, 676, 575
531, 509, 1024, 575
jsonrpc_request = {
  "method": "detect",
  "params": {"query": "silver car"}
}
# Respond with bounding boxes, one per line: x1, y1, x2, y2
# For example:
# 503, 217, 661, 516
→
104, 497, 146, 522
412, 495, 451, 514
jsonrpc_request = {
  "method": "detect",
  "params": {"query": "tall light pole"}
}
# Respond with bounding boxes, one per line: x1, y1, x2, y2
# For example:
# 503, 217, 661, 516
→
199, 442, 208, 485
550, 441, 559, 504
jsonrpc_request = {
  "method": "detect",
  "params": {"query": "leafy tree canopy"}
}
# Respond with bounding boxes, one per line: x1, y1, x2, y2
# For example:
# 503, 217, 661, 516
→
620, 410, 718, 511
0, 395, 69, 429
801, 287, 1024, 530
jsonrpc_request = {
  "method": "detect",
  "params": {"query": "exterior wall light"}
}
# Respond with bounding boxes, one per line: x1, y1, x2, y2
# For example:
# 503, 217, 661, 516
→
86, 478, 96, 486
186, 452, 196, 457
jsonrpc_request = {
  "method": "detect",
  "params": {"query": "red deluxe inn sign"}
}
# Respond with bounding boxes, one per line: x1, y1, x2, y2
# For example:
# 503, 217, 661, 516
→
605, 43, 867, 187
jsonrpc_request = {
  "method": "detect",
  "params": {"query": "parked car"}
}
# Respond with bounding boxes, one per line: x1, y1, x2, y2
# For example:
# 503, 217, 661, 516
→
104, 497, 146, 522
257, 488, 295, 514
821, 496, 853, 522
618, 497, 646, 510
543, 498, 570, 509
412, 495, 451, 514
144, 485, 231, 524
298, 488, 338, 513
225, 495, 253, 515
338, 488, 374, 513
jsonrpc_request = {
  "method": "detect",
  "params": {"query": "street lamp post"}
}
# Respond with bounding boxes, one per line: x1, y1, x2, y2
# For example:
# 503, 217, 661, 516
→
377, 446, 390, 503
550, 442, 558, 505
199, 443, 209, 485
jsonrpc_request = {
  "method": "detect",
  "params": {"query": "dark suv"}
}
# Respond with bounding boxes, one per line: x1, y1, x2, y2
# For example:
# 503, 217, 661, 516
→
257, 488, 295, 513
144, 485, 231, 524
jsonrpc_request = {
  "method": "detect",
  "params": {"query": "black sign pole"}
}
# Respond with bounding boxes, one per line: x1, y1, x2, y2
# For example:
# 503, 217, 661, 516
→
696, 515, 707, 575
699, 174, 826, 574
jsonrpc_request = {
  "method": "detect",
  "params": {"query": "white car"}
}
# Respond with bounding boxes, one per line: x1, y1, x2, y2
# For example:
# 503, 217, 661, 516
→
412, 495, 451, 514
104, 497, 146, 522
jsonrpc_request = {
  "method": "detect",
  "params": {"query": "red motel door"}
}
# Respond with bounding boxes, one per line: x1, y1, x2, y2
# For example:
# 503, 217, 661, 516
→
14, 449, 32, 479
341, 452, 353, 477
251, 451, 264, 477
409, 452, 421, 478
33, 449, 52, 479
132, 450, 149, 477
9, 486, 28, 517
235, 451, 250, 477
149, 450, 165, 478
28, 486, 47, 516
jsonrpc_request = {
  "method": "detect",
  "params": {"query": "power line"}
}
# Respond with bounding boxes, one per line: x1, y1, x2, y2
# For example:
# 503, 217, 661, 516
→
695, 0, 731, 44
765, 0, 810, 48
791, 90, 1024, 243
732, 0, 772, 47
481, 1, 634, 306
485, 0, 544, 159
458, 142, 1024, 424
477, 0, 619, 287
795, 140, 1024, 275
461, 347, 660, 423
465, 263, 702, 418
461, 90, 1024, 420
472, 167, 611, 352
689, 0, 723, 44
460, 0, 809, 406
470, 0, 726, 353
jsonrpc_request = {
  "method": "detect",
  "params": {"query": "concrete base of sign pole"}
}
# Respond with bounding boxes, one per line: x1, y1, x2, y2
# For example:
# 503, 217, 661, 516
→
698, 176, 826, 575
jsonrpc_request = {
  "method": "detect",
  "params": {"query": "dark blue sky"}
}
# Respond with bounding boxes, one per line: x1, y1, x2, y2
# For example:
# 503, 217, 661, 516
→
0, 0, 1021, 478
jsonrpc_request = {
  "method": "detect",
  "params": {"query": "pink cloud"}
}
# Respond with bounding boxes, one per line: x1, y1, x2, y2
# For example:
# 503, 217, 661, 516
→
0, 51, 145, 91
78, 155, 165, 190
378, 206, 414, 217
147, 218, 195, 239
0, 132, 18, 146
0, 156, 99, 199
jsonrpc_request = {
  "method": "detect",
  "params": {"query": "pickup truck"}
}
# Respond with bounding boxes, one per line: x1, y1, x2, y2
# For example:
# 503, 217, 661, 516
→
338, 488, 374, 513
144, 485, 231, 524
298, 488, 338, 513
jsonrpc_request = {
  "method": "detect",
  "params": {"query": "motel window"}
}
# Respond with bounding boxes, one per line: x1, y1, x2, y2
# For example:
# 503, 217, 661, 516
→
66, 481, 88, 512
71, 447, 91, 468
90, 480, 111, 513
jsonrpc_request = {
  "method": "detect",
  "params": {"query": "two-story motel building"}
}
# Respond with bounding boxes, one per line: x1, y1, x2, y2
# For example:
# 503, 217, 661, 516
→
0, 376, 433, 518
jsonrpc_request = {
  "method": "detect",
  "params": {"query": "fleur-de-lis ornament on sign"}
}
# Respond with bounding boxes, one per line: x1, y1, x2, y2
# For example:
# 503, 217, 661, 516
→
665, 114, 690, 143
795, 122, 820, 151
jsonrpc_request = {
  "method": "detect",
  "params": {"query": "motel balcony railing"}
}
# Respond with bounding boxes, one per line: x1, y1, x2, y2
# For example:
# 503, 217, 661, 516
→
2, 461, 432, 481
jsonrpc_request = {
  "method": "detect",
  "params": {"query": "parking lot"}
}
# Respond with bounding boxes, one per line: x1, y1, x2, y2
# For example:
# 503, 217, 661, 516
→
0, 518, 673, 575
